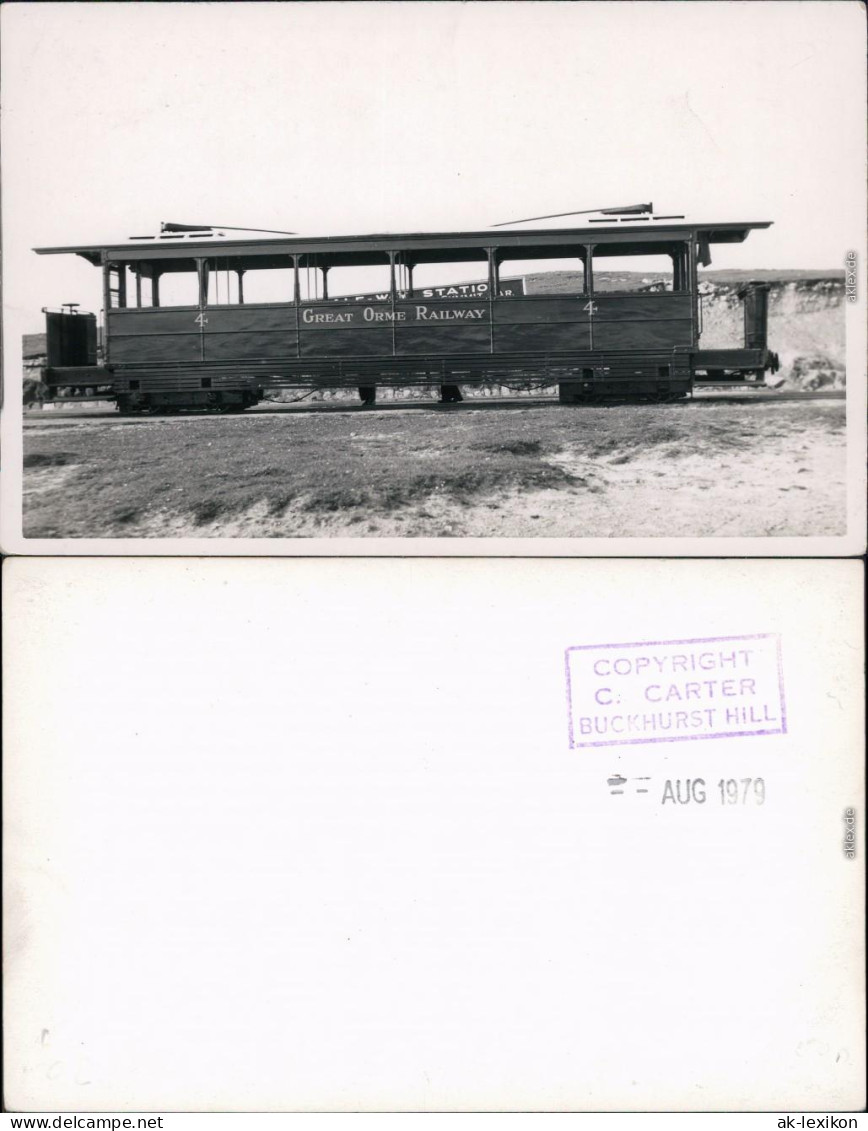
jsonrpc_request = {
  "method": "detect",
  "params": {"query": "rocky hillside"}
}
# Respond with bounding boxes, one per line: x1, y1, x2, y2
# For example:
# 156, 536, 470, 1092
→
695, 273, 844, 390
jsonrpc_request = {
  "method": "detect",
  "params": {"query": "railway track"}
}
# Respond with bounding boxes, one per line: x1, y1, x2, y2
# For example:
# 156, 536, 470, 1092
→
22, 388, 845, 426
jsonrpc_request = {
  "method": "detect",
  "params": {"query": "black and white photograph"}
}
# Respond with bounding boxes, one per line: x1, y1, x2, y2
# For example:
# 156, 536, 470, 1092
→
2, 3, 866, 1120
2, 1, 865, 553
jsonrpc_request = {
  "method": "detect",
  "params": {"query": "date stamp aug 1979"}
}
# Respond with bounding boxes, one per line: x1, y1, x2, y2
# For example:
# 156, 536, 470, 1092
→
565, 634, 787, 749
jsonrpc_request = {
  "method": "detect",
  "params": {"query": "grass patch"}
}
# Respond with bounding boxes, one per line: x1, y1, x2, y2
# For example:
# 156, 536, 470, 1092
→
111, 505, 144, 525
191, 498, 225, 525
21, 400, 846, 537
478, 439, 544, 456
23, 451, 79, 468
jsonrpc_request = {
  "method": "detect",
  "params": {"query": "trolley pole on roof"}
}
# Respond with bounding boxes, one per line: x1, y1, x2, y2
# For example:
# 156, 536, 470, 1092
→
491, 203, 653, 227
160, 222, 298, 236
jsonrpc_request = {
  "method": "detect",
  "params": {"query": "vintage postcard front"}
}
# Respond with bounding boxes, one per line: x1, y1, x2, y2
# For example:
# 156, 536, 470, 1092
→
3, 557, 863, 1111
1, 0, 866, 556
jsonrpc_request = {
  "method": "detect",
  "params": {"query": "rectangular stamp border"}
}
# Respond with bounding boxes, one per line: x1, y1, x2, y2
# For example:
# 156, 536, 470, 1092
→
565, 633, 787, 749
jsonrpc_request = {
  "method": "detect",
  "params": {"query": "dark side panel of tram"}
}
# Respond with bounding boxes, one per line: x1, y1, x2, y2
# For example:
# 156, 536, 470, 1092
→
34, 221, 778, 410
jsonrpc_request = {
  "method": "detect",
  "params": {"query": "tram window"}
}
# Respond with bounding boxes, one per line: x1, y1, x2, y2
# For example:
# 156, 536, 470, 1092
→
236, 264, 294, 305
591, 245, 689, 293
108, 264, 151, 308
137, 273, 154, 307
297, 262, 326, 303
205, 260, 242, 306
495, 247, 586, 297
156, 261, 200, 307
115, 265, 156, 308
409, 251, 490, 299
325, 259, 392, 302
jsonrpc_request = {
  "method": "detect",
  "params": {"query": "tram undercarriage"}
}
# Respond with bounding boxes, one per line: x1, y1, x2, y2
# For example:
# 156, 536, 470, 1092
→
41, 345, 777, 414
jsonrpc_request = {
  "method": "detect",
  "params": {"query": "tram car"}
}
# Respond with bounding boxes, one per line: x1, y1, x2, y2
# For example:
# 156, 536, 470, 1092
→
33, 207, 779, 412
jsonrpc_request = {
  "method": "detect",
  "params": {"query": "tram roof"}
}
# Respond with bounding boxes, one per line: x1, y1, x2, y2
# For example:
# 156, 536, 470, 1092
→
35, 220, 772, 266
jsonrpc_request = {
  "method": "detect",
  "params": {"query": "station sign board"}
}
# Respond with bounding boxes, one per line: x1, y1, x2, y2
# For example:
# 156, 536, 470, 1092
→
331, 278, 524, 303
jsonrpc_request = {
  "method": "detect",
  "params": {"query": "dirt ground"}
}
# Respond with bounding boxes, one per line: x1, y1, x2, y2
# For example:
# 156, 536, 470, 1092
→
22, 397, 846, 539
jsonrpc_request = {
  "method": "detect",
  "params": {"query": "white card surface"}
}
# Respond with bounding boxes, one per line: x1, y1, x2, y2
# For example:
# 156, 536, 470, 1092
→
4, 557, 864, 1111
2, 1, 866, 557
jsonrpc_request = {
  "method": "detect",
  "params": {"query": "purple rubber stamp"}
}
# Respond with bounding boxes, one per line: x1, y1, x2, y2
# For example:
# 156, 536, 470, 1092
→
565, 634, 787, 749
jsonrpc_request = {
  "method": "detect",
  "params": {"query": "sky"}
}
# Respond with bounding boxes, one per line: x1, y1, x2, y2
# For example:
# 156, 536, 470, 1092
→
2, 0, 866, 335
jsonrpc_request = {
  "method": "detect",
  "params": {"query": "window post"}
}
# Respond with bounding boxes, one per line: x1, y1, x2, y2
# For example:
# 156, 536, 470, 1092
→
196, 259, 208, 308
487, 248, 495, 353
292, 256, 301, 357
101, 255, 112, 363
389, 251, 397, 356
